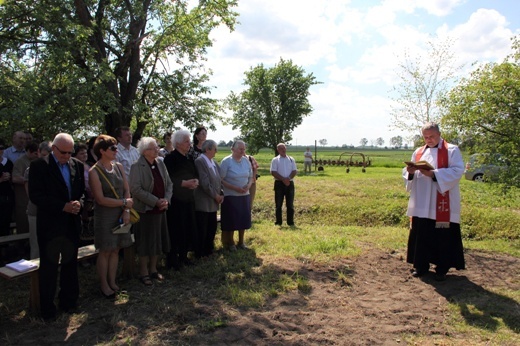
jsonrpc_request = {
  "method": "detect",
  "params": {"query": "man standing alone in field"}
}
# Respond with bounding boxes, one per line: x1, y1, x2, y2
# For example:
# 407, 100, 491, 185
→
403, 122, 465, 281
271, 143, 297, 226
303, 147, 313, 174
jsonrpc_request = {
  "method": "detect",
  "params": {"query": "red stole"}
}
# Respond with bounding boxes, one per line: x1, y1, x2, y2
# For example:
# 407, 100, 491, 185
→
416, 140, 450, 228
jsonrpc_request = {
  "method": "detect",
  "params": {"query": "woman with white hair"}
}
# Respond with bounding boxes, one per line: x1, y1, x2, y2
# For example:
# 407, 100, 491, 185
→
164, 130, 199, 269
129, 137, 172, 286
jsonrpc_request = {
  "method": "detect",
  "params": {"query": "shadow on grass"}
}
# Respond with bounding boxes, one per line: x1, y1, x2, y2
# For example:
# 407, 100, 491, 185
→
426, 275, 519, 334
0, 246, 357, 345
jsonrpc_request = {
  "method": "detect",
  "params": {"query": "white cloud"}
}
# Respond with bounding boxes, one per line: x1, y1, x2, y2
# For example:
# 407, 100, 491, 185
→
445, 9, 515, 63
416, 0, 466, 16
202, 0, 520, 146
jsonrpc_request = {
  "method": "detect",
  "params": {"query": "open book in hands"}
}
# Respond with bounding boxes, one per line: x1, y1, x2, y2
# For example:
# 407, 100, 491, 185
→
404, 160, 434, 171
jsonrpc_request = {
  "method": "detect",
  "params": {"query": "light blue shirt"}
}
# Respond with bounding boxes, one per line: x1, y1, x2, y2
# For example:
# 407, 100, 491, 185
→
116, 143, 139, 178
220, 155, 252, 196
3, 146, 25, 163
51, 153, 71, 198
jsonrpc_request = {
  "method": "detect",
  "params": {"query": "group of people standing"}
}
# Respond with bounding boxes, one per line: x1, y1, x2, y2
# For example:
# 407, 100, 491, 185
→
2, 126, 285, 320
1, 121, 465, 322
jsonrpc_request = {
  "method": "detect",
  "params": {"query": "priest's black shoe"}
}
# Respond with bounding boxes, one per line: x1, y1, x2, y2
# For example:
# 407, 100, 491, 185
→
412, 270, 427, 278
41, 312, 57, 322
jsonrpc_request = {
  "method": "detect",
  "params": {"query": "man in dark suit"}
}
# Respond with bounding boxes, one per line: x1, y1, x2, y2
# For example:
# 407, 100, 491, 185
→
28, 133, 85, 320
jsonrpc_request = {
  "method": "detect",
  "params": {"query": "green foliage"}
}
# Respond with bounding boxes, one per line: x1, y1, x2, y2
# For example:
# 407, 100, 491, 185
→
225, 58, 320, 154
0, 0, 239, 141
461, 182, 520, 240
441, 35, 520, 186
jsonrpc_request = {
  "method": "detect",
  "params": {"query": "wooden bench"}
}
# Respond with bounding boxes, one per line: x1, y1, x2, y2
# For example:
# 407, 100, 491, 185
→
0, 244, 99, 312
0, 232, 30, 245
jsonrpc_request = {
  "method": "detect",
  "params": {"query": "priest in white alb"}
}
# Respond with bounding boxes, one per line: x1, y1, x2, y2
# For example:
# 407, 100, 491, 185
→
403, 122, 465, 281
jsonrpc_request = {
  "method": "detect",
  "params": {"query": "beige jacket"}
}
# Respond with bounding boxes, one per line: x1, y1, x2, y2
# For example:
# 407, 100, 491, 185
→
129, 155, 173, 213
194, 155, 222, 213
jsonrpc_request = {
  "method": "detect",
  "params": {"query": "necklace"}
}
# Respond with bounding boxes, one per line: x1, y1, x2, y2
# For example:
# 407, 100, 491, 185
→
100, 162, 113, 173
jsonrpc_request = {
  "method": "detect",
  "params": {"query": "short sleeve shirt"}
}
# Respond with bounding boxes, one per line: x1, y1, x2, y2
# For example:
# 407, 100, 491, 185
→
270, 155, 297, 180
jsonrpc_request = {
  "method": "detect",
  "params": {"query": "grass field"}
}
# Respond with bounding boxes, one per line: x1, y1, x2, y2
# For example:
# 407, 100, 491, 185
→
216, 146, 520, 248
1, 146, 518, 345
209, 146, 520, 344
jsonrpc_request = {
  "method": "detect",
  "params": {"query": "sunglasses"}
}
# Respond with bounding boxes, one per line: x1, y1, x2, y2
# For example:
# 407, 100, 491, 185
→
108, 145, 118, 151
53, 145, 75, 155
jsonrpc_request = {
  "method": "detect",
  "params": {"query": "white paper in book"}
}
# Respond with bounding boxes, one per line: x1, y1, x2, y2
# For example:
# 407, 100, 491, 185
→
6, 259, 38, 272
112, 222, 132, 234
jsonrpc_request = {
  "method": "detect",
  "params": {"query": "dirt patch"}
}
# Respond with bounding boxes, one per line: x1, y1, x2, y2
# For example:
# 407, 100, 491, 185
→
1, 248, 519, 345
200, 249, 519, 345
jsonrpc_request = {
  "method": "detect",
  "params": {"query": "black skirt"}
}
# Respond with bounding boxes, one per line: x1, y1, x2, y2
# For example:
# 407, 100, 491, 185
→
407, 217, 465, 272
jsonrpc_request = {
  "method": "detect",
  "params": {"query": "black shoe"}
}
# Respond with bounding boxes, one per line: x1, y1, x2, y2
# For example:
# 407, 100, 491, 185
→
59, 303, 78, 314
167, 256, 183, 271
183, 259, 194, 266
275, 222, 282, 226
41, 305, 57, 321
99, 288, 116, 299
412, 270, 427, 278
41, 313, 57, 322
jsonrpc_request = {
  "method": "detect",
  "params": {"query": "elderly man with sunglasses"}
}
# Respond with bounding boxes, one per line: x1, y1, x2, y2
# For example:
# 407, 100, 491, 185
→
28, 133, 85, 321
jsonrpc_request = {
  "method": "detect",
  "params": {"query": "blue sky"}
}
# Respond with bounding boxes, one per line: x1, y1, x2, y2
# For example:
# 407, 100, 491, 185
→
198, 0, 520, 147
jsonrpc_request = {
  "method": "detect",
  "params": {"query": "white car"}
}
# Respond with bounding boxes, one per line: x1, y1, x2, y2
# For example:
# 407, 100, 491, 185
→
464, 153, 509, 182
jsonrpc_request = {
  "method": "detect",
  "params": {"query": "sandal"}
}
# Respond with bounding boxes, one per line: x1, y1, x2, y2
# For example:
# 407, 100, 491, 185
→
150, 272, 164, 281
111, 286, 127, 294
139, 275, 153, 286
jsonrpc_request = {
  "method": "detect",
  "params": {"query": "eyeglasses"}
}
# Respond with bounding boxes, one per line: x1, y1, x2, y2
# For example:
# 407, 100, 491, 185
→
108, 145, 118, 151
53, 145, 75, 155
146, 146, 160, 151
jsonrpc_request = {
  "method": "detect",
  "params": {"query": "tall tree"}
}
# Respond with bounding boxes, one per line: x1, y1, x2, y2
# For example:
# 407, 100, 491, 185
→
389, 135, 403, 148
390, 37, 462, 139
376, 137, 384, 147
441, 36, 520, 186
319, 139, 328, 147
225, 58, 319, 154
359, 138, 368, 147
0, 1, 238, 140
